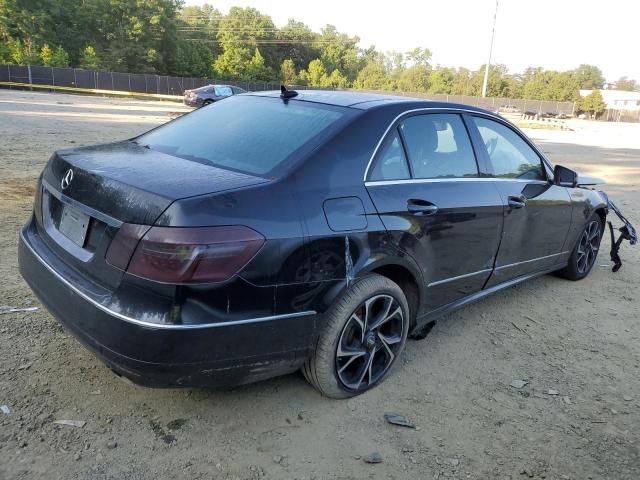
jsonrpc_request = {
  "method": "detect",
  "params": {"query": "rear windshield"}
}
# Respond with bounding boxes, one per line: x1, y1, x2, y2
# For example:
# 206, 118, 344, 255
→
136, 96, 350, 176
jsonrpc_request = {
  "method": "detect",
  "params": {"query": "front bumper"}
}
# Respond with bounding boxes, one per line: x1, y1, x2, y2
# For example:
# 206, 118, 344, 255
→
18, 221, 317, 388
183, 97, 199, 107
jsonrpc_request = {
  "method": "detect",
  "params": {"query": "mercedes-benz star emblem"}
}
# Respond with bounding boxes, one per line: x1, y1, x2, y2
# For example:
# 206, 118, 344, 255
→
61, 169, 74, 190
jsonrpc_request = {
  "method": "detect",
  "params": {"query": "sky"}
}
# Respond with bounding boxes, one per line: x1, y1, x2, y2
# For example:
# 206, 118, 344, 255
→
185, 0, 640, 82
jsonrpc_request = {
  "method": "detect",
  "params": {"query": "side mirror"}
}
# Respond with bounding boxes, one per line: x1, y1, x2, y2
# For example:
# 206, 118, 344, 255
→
554, 165, 578, 188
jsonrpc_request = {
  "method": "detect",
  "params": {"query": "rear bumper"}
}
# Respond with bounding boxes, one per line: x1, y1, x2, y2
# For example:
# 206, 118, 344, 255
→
18, 220, 317, 388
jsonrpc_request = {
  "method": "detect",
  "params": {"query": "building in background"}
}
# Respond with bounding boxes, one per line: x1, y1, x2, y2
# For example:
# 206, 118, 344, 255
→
580, 89, 640, 122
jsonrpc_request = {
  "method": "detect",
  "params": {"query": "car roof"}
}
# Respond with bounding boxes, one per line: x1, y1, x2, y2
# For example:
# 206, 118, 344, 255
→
245, 89, 490, 114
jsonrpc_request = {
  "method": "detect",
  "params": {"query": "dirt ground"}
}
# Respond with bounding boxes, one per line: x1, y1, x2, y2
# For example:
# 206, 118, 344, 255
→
0, 90, 639, 480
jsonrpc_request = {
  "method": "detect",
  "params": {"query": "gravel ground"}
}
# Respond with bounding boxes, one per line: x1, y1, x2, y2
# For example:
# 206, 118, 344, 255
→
0, 90, 639, 480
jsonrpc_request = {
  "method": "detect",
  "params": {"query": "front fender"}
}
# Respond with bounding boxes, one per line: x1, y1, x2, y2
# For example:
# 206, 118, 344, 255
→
564, 188, 609, 251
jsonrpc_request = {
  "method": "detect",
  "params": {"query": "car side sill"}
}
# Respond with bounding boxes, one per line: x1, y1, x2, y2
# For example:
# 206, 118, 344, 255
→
21, 229, 316, 330
416, 265, 563, 327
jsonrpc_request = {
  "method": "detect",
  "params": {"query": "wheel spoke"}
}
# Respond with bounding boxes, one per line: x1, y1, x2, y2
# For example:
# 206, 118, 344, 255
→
356, 351, 375, 387
378, 333, 397, 363
362, 298, 374, 332
378, 331, 402, 346
369, 304, 402, 331
349, 313, 365, 342
337, 350, 366, 374
577, 254, 587, 272
337, 343, 366, 359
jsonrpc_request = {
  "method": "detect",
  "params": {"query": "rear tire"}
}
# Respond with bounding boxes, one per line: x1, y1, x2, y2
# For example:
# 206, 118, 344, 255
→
202, 100, 213, 107
556, 214, 603, 280
302, 274, 409, 399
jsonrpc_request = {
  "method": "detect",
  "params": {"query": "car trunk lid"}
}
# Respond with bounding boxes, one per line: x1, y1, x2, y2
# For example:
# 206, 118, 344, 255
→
37, 141, 268, 289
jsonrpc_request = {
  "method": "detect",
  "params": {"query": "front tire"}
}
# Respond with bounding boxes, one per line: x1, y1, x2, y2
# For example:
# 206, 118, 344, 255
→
557, 214, 603, 280
302, 274, 409, 398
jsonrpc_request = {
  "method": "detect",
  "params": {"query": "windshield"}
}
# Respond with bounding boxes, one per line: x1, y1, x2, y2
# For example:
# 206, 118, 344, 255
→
137, 96, 349, 176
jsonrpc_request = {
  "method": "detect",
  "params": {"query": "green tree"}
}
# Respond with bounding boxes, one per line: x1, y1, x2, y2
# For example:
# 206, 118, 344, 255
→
0, 40, 10, 63
179, 4, 221, 58
245, 48, 272, 81
614, 76, 638, 91
327, 69, 348, 88
396, 65, 430, 92
353, 61, 390, 90
573, 64, 605, 89
578, 89, 607, 118
429, 67, 455, 94
384, 51, 405, 71
405, 47, 431, 67
213, 46, 250, 79
10, 38, 39, 64
280, 58, 297, 85
40, 43, 53, 65
50, 45, 69, 66
167, 39, 212, 77
451, 68, 474, 95
214, 7, 278, 77
467, 64, 511, 97
79, 45, 100, 70
522, 69, 579, 101
276, 20, 319, 71
302, 58, 328, 87
317, 25, 361, 81
92, 0, 181, 73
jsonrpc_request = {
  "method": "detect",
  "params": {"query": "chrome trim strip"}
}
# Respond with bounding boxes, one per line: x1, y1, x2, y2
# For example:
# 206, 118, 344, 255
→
426, 251, 569, 287
365, 178, 549, 187
362, 106, 553, 182
494, 251, 569, 271
42, 179, 123, 228
427, 268, 492, 287
21, 231, 316, 330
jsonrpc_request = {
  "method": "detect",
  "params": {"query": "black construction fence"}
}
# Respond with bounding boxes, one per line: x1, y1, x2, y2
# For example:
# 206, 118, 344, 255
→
0, 63, 593, 119
0, 63, 288, 95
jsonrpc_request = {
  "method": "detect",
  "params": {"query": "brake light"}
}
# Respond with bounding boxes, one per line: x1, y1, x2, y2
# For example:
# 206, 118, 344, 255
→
105, 223, 150, 270
106, 225, 264, 283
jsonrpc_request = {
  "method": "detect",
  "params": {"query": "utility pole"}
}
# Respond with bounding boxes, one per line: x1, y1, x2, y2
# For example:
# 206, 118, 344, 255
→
481, 0, 499, 98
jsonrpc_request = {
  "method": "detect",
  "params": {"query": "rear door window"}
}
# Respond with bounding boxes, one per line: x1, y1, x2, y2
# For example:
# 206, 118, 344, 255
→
136, 96, 350, 176
400, 114, 478, 179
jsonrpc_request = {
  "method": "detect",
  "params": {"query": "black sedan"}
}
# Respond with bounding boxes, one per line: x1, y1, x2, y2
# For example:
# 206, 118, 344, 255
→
183, 84, 246, 107
18, 89, 635, 398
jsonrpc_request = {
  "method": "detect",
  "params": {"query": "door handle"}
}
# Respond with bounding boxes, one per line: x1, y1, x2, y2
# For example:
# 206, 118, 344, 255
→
407, 199, 438, 215
508, 194, 527, 209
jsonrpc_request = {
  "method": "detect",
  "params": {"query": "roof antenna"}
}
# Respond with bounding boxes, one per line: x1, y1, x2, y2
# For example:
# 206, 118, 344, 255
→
280, 85, 298, 100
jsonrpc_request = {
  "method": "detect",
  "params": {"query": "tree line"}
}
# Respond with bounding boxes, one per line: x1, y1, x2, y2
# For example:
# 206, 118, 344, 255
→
1, 0, 638, 103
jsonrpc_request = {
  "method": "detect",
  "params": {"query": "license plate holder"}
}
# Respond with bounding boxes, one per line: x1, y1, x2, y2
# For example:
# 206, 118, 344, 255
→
59, 204, 90, 247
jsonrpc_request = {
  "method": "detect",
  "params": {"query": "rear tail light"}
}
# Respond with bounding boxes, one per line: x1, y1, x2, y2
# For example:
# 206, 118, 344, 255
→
106, 225, 264, 283
105, 223, 150, 270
